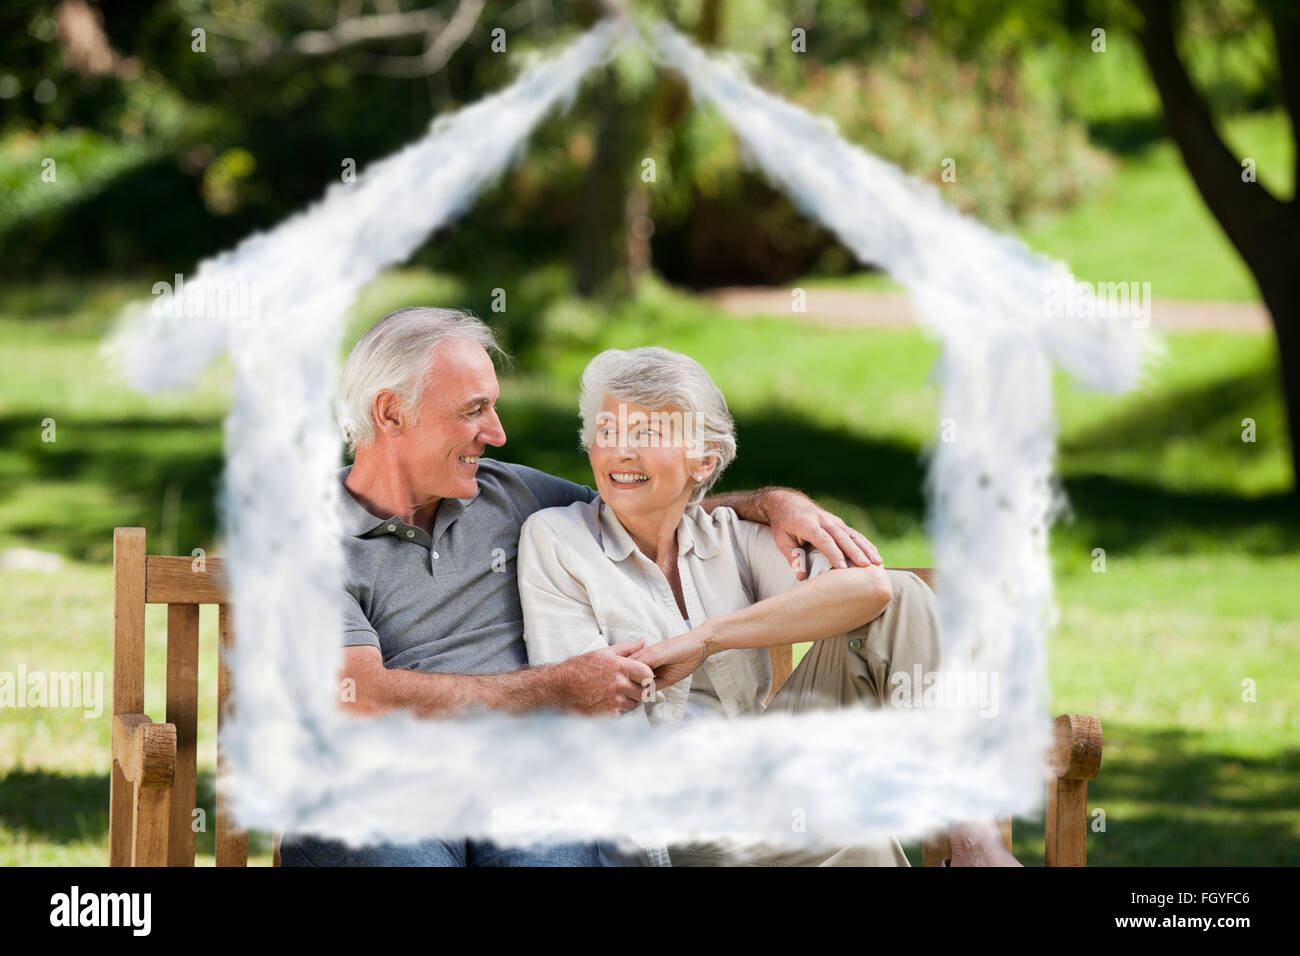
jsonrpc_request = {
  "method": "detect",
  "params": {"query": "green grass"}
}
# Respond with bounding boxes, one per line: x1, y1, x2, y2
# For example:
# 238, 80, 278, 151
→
1, 269, 1296, 865
0, 564, 275, 866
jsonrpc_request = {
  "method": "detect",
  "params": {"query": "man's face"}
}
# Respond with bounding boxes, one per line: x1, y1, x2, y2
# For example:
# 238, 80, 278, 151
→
393, 338, 505, 501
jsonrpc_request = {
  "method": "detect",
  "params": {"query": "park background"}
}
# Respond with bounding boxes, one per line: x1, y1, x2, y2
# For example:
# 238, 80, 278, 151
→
1, 0, 1297, 865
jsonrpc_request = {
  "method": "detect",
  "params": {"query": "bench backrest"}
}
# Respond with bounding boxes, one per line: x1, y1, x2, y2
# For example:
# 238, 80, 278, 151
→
111, 527, 251, 866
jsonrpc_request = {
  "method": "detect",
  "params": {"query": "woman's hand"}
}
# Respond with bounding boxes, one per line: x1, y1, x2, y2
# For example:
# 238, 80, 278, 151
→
631, 630, 711, 692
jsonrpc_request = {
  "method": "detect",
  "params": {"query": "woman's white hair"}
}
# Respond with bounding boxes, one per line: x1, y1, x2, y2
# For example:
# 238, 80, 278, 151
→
337, 307, 503, 456
578, 346, 737, 507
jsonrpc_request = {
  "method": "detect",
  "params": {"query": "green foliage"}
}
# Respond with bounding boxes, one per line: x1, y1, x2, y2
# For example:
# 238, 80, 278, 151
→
0, 127, 153, 223
2, 0, 1291, 284
786, 38, 1114, 230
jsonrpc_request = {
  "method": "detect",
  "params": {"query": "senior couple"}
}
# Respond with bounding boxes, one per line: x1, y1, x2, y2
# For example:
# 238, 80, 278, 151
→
277, 306, 1020, 867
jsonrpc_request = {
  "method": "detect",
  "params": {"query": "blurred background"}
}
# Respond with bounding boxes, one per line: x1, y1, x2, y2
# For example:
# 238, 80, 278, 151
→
1, 0, 1296, 865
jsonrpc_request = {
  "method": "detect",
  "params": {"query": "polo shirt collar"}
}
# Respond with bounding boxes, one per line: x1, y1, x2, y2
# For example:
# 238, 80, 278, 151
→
678, 506, 721, 559
595, 497, 720, 561
335, 465, 479, 539
595, 498, 636, 560
337, 466, 391, 537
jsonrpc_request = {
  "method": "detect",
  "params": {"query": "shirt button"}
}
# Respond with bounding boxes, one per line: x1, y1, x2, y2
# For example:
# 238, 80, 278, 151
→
386, 524, 396, 532
432, 551, 440, 559
406, 530, 415, 538
849, 638, 863, 650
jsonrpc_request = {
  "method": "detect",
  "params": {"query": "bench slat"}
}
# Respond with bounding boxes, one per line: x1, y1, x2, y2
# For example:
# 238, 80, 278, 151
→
110, 528, 148, 868
146, 555, 229, 604
215, 604, 249, 866
166, 603, 200, 866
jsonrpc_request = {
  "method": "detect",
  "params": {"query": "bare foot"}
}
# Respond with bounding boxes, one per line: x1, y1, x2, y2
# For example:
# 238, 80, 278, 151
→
947, 820, 1023, 867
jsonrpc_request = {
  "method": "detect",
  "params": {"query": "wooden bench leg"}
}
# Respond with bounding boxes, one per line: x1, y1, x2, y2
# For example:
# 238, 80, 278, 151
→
132, 781, 172, 867
1046, 714, 1103, 866
111, 714, 177, 866
109, 760, 134, 867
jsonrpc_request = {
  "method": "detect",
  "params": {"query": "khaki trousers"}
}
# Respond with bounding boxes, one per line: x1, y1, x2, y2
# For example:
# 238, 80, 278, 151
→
666, 569, 942, 867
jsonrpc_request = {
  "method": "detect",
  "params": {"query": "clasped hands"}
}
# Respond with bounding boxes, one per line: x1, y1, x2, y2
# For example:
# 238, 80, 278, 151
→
632, 490, 883, 701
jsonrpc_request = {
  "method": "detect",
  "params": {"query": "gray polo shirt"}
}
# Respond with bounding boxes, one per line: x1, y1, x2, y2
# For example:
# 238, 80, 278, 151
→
337, 459, 596, 675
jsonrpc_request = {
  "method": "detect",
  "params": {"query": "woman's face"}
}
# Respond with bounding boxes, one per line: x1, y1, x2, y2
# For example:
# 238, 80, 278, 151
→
588, 394, 714, 521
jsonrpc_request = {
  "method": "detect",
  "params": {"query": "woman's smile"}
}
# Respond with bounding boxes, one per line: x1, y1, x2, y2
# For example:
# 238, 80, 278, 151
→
608, 470, 651, 487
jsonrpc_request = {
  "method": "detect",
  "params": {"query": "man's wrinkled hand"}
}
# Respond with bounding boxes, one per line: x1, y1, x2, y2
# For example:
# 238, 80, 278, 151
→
766, 489, 883, 580
557, 640, 655, 717
631, 632, 709, 692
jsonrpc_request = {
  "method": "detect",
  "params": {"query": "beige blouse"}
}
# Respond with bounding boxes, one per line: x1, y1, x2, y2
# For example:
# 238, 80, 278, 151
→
517, 496, 832, 729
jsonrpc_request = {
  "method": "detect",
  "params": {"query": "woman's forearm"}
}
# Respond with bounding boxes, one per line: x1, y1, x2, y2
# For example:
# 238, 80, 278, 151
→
699, 565, 893, 655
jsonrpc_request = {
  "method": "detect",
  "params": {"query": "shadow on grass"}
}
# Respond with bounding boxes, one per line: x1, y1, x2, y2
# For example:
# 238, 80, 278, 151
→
0, 413, 223, 561
1058, 362, 1300, 553
0, 768, 274, 860
1057, 476, 1300, 555
1085, 114, 1170, 156
905, 722, 1300, 867
0, 768, 108, 848
4, 360, 1298, 562
1062, 362, 1282, 460
5, 731, 1293, 865
1081, 723, 1300, 866
499, 396, 1300, 554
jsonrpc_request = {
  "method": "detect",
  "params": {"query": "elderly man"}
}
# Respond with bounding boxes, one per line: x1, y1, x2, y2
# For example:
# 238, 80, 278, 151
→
277, 306, 888, 867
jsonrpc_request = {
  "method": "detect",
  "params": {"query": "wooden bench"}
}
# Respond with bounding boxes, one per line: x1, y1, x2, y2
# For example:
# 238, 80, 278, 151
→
110, 528, 1103, 866
109, 527, 270, 866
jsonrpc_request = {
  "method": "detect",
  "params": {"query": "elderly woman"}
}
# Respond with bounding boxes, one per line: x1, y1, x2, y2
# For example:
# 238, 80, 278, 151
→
516, 346, 1019, 867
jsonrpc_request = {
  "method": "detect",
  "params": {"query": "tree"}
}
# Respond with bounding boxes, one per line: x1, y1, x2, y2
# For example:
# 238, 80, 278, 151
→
570, 0, 724, 302
1133, 0, 1300, 491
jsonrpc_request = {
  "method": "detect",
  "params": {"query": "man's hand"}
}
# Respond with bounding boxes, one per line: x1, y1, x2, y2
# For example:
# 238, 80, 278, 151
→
631, 632, 710, 692
554, 640, 656, 717
766, 489, 883, 580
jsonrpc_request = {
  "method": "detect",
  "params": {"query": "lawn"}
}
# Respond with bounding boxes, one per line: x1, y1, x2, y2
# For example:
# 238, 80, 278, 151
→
1, 268, 1296, 866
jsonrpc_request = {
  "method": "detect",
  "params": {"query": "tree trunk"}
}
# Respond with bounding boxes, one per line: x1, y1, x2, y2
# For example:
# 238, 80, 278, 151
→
1135, 0, 1300, 492
1261, 273, 1300, 491
571, 0, 726, 303
572, 66, 647, 302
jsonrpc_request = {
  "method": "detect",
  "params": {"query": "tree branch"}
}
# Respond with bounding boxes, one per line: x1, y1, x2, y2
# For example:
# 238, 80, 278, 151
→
191, 7, 459, 74
291, 9, 446, 58
355, 0, 486, 78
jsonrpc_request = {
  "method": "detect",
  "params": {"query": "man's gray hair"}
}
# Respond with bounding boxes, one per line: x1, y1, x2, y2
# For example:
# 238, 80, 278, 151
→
578, 346, 737, 507
337, 307, 503, 456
